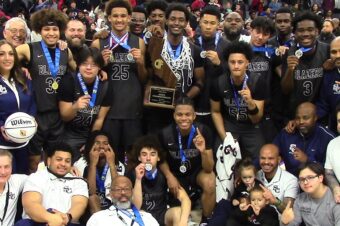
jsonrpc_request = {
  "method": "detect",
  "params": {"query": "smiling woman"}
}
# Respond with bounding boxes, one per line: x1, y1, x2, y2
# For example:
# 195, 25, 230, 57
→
0, 40, 35, 174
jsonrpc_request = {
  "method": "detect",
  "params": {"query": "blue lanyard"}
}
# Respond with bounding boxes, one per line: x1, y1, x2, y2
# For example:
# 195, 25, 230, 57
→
277, 36, 293, 47
198, 33, 220, 50
40, 40, 60, 79
167, 40, 183, 60
296, 44, 312, 53
76, 72, 99, 108
110, 32, 131, 51
177, 125, 196, 163
230, 75, 248, 118
145, 168, 158, 180
252, 46, 275, 56
117, 204, 145, 226
96, 164, 109, 193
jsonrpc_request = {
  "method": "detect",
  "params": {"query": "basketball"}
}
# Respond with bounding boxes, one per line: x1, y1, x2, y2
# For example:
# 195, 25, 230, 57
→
4, 112, 38, 143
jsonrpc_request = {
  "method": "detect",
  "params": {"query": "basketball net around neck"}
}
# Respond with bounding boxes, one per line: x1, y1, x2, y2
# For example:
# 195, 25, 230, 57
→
161, 37, 194, 93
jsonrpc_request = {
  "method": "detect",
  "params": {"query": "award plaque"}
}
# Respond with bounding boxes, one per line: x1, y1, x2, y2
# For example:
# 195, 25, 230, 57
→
144, 86, 176, 109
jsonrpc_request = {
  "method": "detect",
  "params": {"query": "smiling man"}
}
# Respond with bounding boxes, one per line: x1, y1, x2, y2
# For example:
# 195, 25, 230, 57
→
15, 9, 77, 173
3, 17, 29, 48
281, 11, 329, 119
130, 6, 147, 38
65, 19, 87, 59
256, 144, 299, 213
316, 37, 340, 133
15, 143, 88, 226
158, 97, 215, 225
274, 102, 335, 176
91, 0, 147, 164
143, 3, 204, 134
0, 150, 27, 226
87, 176, 159, 226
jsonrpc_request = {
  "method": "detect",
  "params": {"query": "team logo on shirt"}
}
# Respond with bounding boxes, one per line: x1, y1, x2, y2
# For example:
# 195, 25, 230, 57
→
0, 85, 7, 95
289, 144, 296, 155
9, 192, 15, 199
63, 186, 72, 194
333, 83, 340, 94
272, 185, 280, 193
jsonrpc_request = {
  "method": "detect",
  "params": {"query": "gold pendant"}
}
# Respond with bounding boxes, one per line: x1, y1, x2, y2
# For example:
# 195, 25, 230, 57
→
52, 81, 59, 90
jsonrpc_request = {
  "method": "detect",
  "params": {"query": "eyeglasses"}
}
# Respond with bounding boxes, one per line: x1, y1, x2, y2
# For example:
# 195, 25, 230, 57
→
80, 62, 98, 68
7, 28, 26, 36
298, 175, 319, 184
111, 187, 132, 193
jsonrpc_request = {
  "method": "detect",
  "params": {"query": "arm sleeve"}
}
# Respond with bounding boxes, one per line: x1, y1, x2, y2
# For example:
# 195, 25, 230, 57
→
333, 204, 340, 226
23, 173, 43, 194
72, 178, 89, 198
315, 76, 330, 119
57, 74, 75, 102
283, 175, 299, 199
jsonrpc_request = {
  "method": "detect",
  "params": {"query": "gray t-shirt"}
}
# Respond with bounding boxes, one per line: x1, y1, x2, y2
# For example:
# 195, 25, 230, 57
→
288, 187, 340, 226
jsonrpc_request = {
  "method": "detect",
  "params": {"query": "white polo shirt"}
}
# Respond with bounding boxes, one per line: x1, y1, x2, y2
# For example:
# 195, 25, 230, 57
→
0, 174, 27, 226
87, 205, 159, 226
257, 166, 299, 201
22, 168, 88, 219
325, 136, 340, 181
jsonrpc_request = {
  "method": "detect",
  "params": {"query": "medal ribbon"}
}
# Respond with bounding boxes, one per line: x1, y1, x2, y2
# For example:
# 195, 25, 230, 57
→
0, 183, 9, 226
167, 40, 183, 60
110, 32, 131, 51
96, 163, 109, 193
230, 75, 248, 120
40, 40, 60, 79
177, 125, 196, 163
277, 36, 293, 47
198, 32, 220, 50
116, 204, 145, 226
252, 46, 275, 56
296, 44, 312, 53
145, 168, 158, 180
76, 72, 99, 108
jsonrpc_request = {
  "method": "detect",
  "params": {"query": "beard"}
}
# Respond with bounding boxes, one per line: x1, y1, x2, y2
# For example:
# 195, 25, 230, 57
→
112, 197, 131, 209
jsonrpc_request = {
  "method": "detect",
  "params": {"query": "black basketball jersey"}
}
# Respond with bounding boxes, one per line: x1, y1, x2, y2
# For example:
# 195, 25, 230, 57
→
158, 123, 212, 177
99, 32, 143, 119
282, 41, 329, 117
28, 42, 68, 113
58, 72, 109, 135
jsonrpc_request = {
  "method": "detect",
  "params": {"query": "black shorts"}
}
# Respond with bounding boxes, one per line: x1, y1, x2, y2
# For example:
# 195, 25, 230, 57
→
102, 118, 142, 162
62, 128, 88, 161
168, 167, 202, 207
29, 111, 64, 155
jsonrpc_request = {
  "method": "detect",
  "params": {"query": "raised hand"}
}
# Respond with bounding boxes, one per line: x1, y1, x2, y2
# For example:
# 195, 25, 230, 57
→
259, 184, 276, 204
281, 200, 294, 225
135, 163, 145, 180
193, 127, 206, 153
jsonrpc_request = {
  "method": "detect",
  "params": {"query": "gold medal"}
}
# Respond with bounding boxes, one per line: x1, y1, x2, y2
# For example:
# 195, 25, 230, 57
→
154, 59, 163, 69
52, 81, 59, 90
